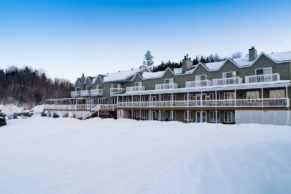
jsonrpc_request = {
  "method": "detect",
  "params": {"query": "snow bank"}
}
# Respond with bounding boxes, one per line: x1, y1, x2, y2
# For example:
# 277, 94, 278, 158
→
31, 105, 44, 114
0, 104, 23, 116
0, 117, 291, 194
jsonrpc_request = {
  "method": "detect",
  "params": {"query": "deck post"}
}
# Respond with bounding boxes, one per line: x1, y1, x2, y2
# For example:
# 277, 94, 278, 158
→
139, 94, 141, 120
261, 88, 264, 107
215, 90, 218, 123
171, 93, 174, 121
187, 92, 189, 123
235, 89, 237, 107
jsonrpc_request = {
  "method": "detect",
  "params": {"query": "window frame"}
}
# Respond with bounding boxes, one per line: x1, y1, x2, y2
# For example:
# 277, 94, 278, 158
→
255, 67, 272, 75
222, 71, 237, 78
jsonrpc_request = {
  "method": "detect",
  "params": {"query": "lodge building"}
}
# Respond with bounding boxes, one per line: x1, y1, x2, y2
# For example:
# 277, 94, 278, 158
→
45, 47, 291, 125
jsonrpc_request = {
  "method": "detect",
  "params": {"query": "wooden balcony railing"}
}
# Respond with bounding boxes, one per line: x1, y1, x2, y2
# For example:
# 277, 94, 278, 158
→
245, 73, 280, 83
126, 86, 145, 93
117, 98, 289, 108
110, 88, 125, 96
155, 83, 178, 90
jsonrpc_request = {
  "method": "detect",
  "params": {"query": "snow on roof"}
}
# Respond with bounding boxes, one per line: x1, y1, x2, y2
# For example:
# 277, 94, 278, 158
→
232, 57, 253, 67
103, 69, 139, 82
267, 51, 291, 62
142, 71, 165, 79
173, 68, 183, 74
204, 61, 226, 71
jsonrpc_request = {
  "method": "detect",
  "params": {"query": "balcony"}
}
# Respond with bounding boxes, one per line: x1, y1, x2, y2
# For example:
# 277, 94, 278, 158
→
117, 98, 289, 108
126, 86, 145, 93
71, 91, 80, 98
80, 90, 90, 96
185, 80, 212, 88
90, 89, 103, 96
155, 83, 178, 90
245, 73, 280, 83
44, 104, 97, 111
110, 88, 125, 96
212, 77, 242, 86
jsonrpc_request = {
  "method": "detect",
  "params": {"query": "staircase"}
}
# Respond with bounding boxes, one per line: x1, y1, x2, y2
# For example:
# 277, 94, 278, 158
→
82, 104, 116, 120
82, 105, 101, 120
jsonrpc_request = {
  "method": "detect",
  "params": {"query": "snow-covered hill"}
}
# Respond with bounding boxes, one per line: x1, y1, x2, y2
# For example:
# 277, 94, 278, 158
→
0, 117, 291, 194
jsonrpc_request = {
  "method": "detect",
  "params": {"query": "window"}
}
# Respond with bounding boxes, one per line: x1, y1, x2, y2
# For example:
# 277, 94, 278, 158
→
209, 93, 220, 100
224, 111, 235, 123
133, 97, 139, 102
76, 87, 80, 91
111, 83, 121, 88
141, 110, 148, 119
222, 71, 236, 78
164, 78, 174, 83
224, 92, 235, 99
269, 89, 285, 98
170, 111, 176, 121
256, 67, 272, 75
246, 91, 260, 99
96, 84, 101, 89
184, 94, 193, 100
86, 86, 91, 90
195, 74, 207, 81
210, 111, 220, 123
97, 97, 106, 104
134, 82, 142, 86
141, 96, 148, 101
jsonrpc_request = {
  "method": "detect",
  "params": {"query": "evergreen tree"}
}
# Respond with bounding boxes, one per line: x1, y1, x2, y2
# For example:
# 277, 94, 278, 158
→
143, 50, 154, 66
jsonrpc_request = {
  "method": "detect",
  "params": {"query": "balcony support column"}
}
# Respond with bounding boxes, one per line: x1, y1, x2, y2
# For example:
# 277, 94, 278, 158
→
200, 91, 203, 108
187, 92, 189, 123
139, 94, 141, 120
235, 89, 237, 107
261, 88, 264, 107
215, 90, 218, 123
159, 94, 161, 121
171, 93, 174, 121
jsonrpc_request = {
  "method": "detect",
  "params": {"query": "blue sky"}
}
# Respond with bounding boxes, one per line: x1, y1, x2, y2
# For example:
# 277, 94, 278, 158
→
0, 0, 291, 81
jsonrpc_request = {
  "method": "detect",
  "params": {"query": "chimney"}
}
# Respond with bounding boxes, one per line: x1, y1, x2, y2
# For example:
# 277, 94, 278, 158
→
249, 47, 257, 61
182, 54, 193, 72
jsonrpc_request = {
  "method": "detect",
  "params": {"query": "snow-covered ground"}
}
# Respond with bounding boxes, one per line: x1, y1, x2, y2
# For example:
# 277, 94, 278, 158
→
0, 104, 23, 116
0, 117, 291, 194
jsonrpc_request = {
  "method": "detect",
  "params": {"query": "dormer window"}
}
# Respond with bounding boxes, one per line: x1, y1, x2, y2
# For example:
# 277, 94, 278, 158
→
164, 78, 174, 84
96, 84, 101, 89
195, 74, 207, 81
223, 71, 236, 78
256, 67, 272, 75
134, 82, 142, 86
86, 86, 91, 91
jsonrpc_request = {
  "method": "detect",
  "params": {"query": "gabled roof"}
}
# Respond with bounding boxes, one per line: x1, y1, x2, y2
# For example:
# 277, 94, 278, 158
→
84, 76, 94, 84
75, 50, 291, 85
266, 51, 291, 62
131, 72, 143, 81
75, 78, 81, 85
103, 69, 139, 82
92, 75, 105, 84
197, 51, 291, 72
141, 67, 176, 80
203, 61, 227, 71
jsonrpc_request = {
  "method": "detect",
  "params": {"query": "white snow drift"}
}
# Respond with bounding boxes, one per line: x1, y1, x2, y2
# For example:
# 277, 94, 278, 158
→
0, 117, 291, 194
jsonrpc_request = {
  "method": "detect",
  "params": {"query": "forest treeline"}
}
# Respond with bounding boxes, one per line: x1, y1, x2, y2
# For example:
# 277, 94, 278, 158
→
0, 66, 73, 106
152, 52, 243, 72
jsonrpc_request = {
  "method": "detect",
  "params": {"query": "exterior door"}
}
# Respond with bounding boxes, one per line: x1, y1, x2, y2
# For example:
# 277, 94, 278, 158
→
196, 111, 207, 123
152, 111, 157, 120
